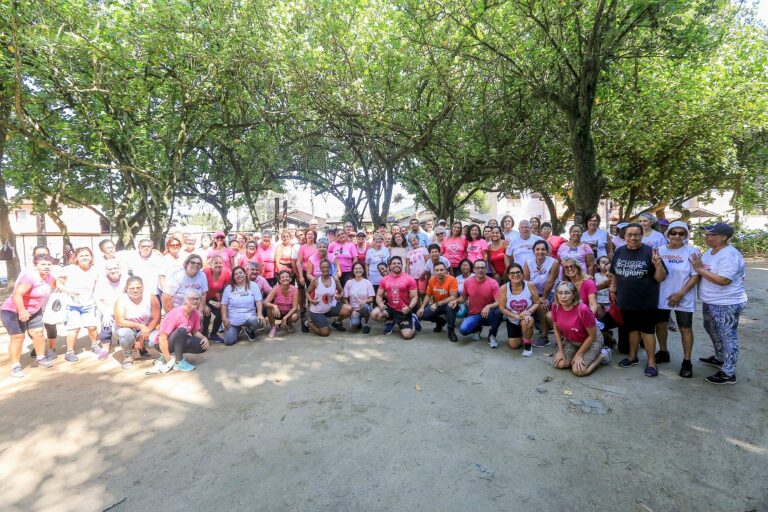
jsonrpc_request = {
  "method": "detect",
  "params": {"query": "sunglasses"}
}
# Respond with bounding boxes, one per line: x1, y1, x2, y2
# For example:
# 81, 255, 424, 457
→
508, 271, 522, 276
563, 265, 578, 270
168, 243, 181, 248
668, 231, 686, 237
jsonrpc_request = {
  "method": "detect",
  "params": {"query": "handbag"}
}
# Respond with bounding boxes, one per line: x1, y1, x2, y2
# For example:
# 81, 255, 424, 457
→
42, 292, 69, 325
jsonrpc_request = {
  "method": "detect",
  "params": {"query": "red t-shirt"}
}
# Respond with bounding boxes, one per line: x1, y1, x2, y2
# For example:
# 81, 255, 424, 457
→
576, 279, 597, 305
379, 273, 417, 313
488, 245, 506, 276
551, 303, 595, 343
544, 235, 566, 257
461, 277, 500, 315
202, 267, 231, 300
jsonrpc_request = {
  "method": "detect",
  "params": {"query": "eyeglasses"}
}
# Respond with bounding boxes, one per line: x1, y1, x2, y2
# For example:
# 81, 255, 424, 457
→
563, 265, 577, 270
508, 271, 522, 276
474, 266, 487, 270
186, 297, 201, 302
139, 245, 153, 249
668, 231, 686, 237
215, 236, 225, 239
168, 243, 181, 248
188, 261, 203, 267
625, 233, 642, 238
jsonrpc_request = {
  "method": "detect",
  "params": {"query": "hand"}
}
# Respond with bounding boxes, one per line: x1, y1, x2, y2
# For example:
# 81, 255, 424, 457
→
210, 301, 221, 308
431, 303, 438, 311
448, 300, 457, 309
652, 248, 662, 265
139, 326, 152, 337
101, 317, 113, 329
481, 305, 490, 319
553, 350, 565, 367
200, 337, 210, 350
223, 318, 230, 330
667, 292, 683, 308
689, 251, 704, 271
571, 354, 586, 373
201, 304, 211, 317
257, 315, 265, 326
18, 309, 30, 322
416, 308, 424, 318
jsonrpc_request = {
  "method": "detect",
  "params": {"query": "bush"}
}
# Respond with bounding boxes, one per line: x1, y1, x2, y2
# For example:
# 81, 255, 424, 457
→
690, 225, 768, 258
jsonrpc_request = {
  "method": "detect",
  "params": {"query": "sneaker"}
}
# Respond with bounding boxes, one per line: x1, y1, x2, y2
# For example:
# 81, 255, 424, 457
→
45, 349, 56, 361
705, 370, 736, 385
10, 365, 25, 378
699, 356, 723, 368
679, 360, 693, 379
412, 315, 422, 332
644, 366, 658, 377
533, 336, 550, 348
174, 359, 196, 372
448, 329, 458, 342
210, 335, 225, 344
383, 322, 394, 335
36, 357, 54, 369
331, 321, 347, 332
121, 357, 134, 370
362, 325, 371, 334
90, 344, 101, 354
268, 327, 277, 338
472, 332, 481, 342
433, 317, 446, 333
65, 352, 79, 363
618, 357, 639, 368
245, 329, 257, 341
600, 347, 612, 365
655, 350, 670, 363
98, 349, 109, 361
522, 345, 533, 357
668, 316, 679, 331
301, 320, 310, 333
138, 348, 149, 358
488, 335, 499, 349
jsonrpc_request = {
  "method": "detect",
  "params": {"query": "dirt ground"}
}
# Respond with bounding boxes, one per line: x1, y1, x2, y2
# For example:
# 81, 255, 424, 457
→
0, 265, 766, 512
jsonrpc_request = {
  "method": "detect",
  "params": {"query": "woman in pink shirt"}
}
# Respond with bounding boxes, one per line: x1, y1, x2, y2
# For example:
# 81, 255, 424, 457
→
264, 270, 299, 337
256, 229, 277, 285
354, 231, 369, 267
237, 240, 262, 270
201, 255, 231, 343
551, 281, 604, 376
274, 229, 295, 279
561, 257, 598, 316
441, 221, 467, 273
465, 224, 488, 264
207, 230, 235, 272
328, 230, 358, 286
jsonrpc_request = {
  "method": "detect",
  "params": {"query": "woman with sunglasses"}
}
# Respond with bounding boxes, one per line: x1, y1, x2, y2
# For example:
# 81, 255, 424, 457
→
498, 263, 540, 356
557, 224, 595, 276
552, 281, 605, 376
207, 230, 235, 272
57, 247, 100, 363
161, 254, 209, 316
354, 231, 370, 267
159, 235, 185, 293
654, 221, 700, 378
329, 230, 358, 286
561, 257, 598, 316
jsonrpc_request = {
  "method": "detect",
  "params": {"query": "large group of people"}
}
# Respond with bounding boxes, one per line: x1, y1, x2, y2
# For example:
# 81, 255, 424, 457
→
2, 215, 748, 385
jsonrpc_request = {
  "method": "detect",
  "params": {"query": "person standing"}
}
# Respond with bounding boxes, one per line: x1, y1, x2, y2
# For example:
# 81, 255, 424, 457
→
504, 220, 543, 268
691, 223, 748, 385
611, 223, 667, 377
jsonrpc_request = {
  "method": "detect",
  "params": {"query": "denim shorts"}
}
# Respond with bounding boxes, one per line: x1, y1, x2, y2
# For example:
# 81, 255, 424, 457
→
66, 304, 98, 331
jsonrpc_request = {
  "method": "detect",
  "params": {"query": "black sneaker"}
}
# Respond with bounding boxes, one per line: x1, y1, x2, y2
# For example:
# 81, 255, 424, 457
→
331, 321, 346, 332
433, 317, 446, 333
533, 336, 550, 348
655, 350, 670, 363
301, 320, 310, 333
705, 370, 736, 385
699, 356, 723, 368
679, 360, 693, 379
362, 325, 371, 334
618, 357, 639, 368
447, 329, 458, 342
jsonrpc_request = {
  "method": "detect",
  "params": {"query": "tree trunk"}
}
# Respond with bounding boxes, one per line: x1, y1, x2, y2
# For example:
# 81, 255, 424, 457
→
567, 112, 602, 220
0, 83, 21, 284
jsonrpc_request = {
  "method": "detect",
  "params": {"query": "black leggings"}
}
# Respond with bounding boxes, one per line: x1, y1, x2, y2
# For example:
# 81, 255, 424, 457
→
168, 328, 207, 361
202, 300, 222, 337
45, 323, 57, 340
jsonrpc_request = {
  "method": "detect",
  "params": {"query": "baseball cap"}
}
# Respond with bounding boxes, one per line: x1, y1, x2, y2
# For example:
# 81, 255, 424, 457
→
437, 219, 447, 225
667, 220, 689, 236
702, 222, 734, 237
214, 230, 225, 238
657, 219, 670, 226
616, 221, 630, 230
356, 230, 366, 237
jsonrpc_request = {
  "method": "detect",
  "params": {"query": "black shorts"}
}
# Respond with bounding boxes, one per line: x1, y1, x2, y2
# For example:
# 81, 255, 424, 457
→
655, 309, 693, 329
386, 307, 413, 331
309, 303, 344, 328
1, 309, 44, 335
621, 308, 657, 335
505, 319, 522, 339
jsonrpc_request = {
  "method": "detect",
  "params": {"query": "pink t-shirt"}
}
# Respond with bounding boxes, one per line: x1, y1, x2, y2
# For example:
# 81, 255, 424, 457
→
308, 253, 336, 278
355, 244, 369, 266
272, 285, 297, 313
297, 244, 318, 272
407, 247, 428, 279
441, 237, 468, 267
237, 251, 263, 270
557, 243, 593, 273
1, 270, 55, 315
466, 239, 488, 263
343, 278, 375, 310
551, 303, 595, 343
379, 273, 417, 313
256, 244, 277, 279
544, 235, 566, 257
461, 277, 500, 315
159, 307, 201, 335
575, 279, 597, 305
328, 241, 358, 272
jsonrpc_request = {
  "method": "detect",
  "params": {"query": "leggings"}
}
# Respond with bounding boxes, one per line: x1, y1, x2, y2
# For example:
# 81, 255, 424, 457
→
202, 300, 222, 337
44, 323, 57, 340
702, 302, 747, 377
168, 328, 207, 361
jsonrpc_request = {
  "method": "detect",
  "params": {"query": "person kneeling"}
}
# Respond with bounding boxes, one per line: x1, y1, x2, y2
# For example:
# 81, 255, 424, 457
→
551, 282, 604, 376
156, 290, 210, 372
417, 261, 458, 341
306, 260, 352, 336
370, 256, 419, 339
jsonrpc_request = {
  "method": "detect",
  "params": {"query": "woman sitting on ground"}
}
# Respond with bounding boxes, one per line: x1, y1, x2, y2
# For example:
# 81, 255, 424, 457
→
498, 263, 540, 357
522, 239, 560, 346
156, 290, 210, 372
114, 276, 161, 370
221, 266, 265, 345
561, 257, 598, 316
306, 259, 352, 336
264, 270, 299, 337
552, 281, 605, 376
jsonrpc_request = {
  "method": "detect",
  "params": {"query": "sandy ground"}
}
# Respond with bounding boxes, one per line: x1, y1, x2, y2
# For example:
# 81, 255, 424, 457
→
0, 266, 766, 512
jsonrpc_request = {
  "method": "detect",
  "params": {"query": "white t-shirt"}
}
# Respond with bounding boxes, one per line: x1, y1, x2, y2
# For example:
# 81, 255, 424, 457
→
505, 235, 543, 264
163, 270, 209, 308
124, 250, 164, 292
365, 247, 390, 285
581, 229, 610, 258
657, 244, 700, 312
424, 256, 452, 277
642, 230, 667, 249
94, 275, 127, 318
63, 265, 99, 306
698, 245, 748, 305
343, 278, 375, 310
222, 284, 263, 325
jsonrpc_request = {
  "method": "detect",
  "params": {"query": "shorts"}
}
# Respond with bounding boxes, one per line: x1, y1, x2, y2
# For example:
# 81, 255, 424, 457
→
66, 304, 98, 331
655, 309, 693, 328
562, 331, 604, 366
309, 302, 344, 328
416, 277, 427, 294
1, 308, 44, 335
386, 306, 413, 331
505, 319, 522, 339
621, 308, 657, 335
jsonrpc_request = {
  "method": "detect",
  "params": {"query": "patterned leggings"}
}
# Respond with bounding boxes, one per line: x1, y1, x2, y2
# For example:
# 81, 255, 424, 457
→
702, 302, 747, 377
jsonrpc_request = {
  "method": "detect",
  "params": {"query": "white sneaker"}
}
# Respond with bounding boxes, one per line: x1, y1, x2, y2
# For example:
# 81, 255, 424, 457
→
522, 346, 533, 357
488, 335, 498, 349
600, 347, 612, 365
472, 332, 481, 342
